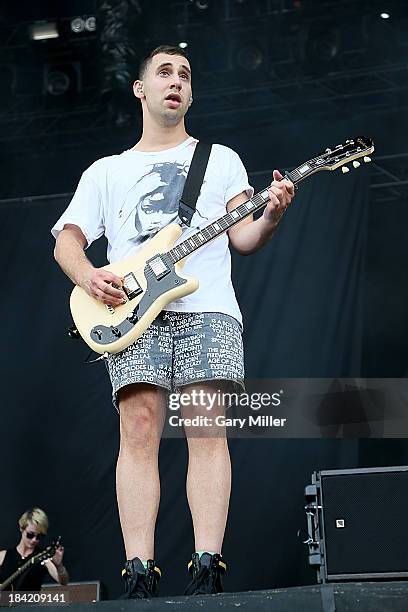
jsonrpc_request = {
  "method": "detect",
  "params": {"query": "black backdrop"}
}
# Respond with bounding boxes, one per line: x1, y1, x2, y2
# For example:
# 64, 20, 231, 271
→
1, 114, 408, 598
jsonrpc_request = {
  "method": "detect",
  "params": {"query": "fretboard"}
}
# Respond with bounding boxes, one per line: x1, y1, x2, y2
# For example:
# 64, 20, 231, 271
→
168, 175, 296, 263
167, 136, 373, 263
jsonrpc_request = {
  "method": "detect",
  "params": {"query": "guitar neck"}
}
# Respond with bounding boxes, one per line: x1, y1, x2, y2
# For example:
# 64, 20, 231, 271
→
0, 557, 35, 591
168, 184, 275, 263
167, 136, 373, 263
167, 165, 309, 263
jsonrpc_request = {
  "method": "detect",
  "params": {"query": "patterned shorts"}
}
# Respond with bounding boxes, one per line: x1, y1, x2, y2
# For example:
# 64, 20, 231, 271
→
106, 311, 245, 410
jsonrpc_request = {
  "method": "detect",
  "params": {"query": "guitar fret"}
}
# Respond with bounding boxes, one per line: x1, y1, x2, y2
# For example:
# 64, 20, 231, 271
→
171, 192, 272, 262
170, 178, 295, 263
166, 139, 374, 264
286, 170, 297, 183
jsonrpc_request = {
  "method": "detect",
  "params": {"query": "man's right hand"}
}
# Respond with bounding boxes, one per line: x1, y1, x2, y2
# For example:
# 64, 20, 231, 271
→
81, 268, 126, 307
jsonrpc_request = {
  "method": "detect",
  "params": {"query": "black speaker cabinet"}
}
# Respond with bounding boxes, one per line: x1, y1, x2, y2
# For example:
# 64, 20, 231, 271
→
305, 466, 408, 582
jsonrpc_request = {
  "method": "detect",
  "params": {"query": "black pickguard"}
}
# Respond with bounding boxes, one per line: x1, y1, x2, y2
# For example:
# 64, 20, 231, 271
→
90, 255, 187, 347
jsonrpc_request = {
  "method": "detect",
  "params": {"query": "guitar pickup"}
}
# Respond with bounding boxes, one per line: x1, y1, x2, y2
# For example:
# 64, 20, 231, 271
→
148, 256, 170, 280
123, 273, 143, 300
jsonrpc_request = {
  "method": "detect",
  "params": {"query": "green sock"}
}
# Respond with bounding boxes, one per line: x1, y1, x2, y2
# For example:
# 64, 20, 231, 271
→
196, 550, 219, 558
140, 560, 149, 570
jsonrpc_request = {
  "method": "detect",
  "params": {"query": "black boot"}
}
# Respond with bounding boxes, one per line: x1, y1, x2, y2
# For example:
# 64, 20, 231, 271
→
121, 557, 161, 599
184, 552, 227, 595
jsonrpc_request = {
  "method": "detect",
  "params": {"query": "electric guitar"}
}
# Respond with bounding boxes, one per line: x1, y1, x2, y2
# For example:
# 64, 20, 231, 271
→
70, 136, 374, 355
0, 538, 61, 591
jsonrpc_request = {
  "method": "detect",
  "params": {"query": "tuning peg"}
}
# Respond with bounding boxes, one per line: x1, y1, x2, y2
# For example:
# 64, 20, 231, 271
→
341, 166, 350, 173
364, 156, 371, 163
352, 161, 361, 168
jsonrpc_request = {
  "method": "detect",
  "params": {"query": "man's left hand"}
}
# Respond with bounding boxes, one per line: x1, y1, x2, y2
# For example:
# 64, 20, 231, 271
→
52, 545, 64, 567
263, 169, 295, 225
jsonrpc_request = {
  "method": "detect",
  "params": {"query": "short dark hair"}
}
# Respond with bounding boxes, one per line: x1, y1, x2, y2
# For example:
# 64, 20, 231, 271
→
139, 45, 190, 79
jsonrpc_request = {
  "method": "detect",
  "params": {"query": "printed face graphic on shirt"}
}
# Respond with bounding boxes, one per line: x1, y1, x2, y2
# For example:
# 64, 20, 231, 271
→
131, 161, 189, 245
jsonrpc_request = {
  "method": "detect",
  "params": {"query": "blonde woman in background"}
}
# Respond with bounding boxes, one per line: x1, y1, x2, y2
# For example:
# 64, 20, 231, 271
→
0, 508, 68, 591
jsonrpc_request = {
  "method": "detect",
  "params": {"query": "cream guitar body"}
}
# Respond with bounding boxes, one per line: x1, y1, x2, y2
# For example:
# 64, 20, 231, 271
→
69, 137, 374, 355
70, 224, 198, 354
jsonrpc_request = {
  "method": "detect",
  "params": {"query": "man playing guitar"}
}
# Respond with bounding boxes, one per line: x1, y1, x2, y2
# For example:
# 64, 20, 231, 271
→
52, 45, 294, 598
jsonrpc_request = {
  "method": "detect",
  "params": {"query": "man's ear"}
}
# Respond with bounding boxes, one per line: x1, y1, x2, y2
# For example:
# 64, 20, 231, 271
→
133, 79, 145, 99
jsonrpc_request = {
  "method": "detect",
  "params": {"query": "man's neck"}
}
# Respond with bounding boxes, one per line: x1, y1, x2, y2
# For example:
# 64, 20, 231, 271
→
132, 118, 190, 152
16, 543, 35, 558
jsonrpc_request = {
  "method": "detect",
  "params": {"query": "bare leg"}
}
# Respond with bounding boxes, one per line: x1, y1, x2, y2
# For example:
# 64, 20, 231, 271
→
116, 383, 167, 560
181, 382, 231, 553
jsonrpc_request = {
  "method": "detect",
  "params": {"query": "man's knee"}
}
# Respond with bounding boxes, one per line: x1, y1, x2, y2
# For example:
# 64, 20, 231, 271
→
118, 384, 166, 447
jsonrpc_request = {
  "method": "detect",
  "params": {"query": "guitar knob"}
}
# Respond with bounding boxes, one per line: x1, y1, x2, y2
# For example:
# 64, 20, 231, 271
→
352, 161, 361, 168
341, 166, 350, 173
364, 156, 371, 163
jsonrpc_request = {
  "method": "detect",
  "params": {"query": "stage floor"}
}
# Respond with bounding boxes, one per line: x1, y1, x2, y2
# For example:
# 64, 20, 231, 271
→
8, 581, 408, 611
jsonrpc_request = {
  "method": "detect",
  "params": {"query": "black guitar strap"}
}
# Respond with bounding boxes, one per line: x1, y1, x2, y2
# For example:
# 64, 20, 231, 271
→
178, 141, 212, 226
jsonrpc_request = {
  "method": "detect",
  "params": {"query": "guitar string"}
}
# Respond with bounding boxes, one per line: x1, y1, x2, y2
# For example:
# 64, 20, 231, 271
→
168, 141, 369, 262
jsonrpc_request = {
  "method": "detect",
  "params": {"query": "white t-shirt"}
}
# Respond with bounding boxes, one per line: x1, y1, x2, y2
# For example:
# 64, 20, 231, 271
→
51, 137, 253, 325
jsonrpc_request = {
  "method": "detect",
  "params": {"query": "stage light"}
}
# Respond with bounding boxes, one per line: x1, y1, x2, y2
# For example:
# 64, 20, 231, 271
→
178, 41, 188, 49
43, 63, 82, 97
45, 70, 70, 96
196, 0, 209, 9
71, 17, 85, 33
85, 17, 97, 32
380, 12, 390, 19
29, 21, 59, 41
71, 16, 97, 34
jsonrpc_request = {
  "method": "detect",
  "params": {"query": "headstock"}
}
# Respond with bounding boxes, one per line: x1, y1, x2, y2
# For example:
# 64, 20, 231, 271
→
323, 137, 374, 174
289, 137, 374, 184
37, 536, 62, 565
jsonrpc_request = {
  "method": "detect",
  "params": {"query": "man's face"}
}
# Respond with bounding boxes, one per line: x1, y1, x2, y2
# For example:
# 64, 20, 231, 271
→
137, 53, 192, 125
21, 522, 44, 550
